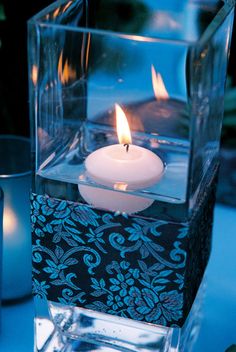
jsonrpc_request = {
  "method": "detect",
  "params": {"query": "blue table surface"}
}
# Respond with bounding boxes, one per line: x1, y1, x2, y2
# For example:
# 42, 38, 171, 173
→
0, 204, 236, 352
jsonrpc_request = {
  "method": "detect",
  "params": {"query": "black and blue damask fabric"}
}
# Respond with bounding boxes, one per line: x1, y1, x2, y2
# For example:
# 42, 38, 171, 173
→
31, 186, 214, 327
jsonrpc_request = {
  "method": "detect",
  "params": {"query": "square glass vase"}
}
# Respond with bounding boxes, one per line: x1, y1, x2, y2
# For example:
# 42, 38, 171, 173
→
28, 0, 235, 351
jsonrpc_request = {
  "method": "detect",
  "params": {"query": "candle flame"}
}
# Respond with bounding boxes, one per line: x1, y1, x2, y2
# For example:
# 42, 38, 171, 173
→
151, 65, 169, 100
3, 207, 17, 236
115, 104, 132, 145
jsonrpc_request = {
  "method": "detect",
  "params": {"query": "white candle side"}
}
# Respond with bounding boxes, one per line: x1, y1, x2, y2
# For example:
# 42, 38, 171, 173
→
85, 144, 164, 189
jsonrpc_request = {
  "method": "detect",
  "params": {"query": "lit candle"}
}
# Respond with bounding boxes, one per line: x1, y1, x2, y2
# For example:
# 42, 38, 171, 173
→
79, 104, 164, 213
0, 136, 32, 301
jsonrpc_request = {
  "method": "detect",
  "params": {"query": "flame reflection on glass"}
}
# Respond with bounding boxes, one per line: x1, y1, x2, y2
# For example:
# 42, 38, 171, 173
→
58, 51, 76, 84
32, 65, 38, 86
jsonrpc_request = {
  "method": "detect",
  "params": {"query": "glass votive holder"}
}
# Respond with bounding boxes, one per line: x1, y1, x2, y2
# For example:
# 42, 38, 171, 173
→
0, 187, 3, 323
0, 135, 32, 301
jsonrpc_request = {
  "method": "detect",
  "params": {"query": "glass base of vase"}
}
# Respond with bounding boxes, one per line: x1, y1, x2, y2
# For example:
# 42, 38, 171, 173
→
34, 278, 205, 352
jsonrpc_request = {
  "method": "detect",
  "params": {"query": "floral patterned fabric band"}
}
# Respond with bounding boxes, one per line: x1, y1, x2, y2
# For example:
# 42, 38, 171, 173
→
31, 183, 215, 327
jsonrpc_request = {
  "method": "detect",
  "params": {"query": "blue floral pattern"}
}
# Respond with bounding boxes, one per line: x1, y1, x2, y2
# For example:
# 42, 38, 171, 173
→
31, 187, 215, 327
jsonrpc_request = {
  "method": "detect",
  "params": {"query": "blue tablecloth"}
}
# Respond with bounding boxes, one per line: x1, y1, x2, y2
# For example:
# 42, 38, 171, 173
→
0, 204, 236, 352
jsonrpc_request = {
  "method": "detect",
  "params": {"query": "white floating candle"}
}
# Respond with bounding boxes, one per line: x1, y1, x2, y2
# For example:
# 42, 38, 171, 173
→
79, 104, 164, 213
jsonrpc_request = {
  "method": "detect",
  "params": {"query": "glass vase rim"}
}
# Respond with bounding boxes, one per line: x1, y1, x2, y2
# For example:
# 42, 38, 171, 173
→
28, 0, 235, 46
0, 135, 31, 179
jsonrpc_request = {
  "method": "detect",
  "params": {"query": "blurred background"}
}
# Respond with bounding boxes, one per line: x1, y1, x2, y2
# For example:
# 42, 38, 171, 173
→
0, 0, 235, 205
0, 0, 52, 136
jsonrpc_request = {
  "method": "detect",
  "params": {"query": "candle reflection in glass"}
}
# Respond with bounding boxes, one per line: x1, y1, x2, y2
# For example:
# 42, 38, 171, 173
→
0, 135, 32, 301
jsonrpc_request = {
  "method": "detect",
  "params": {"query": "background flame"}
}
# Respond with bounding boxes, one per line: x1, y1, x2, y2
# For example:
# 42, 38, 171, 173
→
151, 65, 169, 100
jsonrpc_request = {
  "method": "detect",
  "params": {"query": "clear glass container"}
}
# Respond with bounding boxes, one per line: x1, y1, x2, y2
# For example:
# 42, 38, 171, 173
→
28, 1, 235, 351
28, 0, 234, 221
34, 278, 205, 352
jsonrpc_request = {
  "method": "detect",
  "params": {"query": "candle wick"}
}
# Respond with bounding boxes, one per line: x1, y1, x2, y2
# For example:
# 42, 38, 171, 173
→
124, 143, 129, 153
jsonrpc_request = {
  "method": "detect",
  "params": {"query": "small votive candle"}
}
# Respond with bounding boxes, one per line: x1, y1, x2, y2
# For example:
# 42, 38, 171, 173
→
0, 136, 32, 301
0, 187, 3, 314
